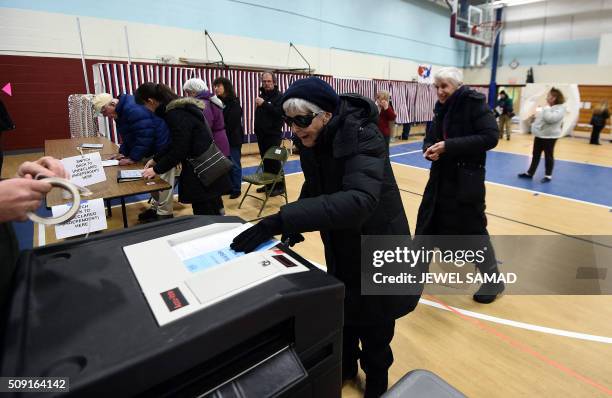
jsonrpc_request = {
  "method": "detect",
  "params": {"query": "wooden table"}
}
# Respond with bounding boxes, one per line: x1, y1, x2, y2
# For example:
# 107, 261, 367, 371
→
45, 137, 172, 228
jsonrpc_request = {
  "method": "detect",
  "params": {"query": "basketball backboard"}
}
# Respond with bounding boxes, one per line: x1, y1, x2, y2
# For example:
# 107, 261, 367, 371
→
449, 0, 502, 47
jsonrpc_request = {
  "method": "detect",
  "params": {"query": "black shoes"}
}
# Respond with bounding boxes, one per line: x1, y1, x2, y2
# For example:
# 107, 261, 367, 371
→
269, 189, 285, 197
229, 192, 241, 199
138, 208, 157, 221
256, 186, 267, 193
473, 281, 505, 304
518, 173, 552, 183
138, 208, 173, 224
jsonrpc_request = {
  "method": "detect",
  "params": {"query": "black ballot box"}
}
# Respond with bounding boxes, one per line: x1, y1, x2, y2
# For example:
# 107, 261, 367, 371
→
1, 216, 344, 397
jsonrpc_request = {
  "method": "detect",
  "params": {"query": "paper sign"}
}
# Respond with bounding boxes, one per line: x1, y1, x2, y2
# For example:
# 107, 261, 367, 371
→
52, 199, 107, 239
62, 152, 106, 186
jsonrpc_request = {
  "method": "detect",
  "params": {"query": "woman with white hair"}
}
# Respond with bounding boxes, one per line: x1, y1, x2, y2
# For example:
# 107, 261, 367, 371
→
183, 78, 230, 158
230, 77, 421, 397
415, 67, 505, 304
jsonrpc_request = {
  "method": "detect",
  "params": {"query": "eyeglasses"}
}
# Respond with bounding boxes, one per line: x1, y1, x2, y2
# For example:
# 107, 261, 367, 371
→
284, 112, 320, 128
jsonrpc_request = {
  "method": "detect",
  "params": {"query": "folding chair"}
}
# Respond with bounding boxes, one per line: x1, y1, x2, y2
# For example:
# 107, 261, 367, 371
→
281, 130, 294, 155
238, 146, 289, 217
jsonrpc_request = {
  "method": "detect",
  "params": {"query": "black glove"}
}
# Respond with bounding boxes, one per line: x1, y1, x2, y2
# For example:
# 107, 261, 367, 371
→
231, 213, 283, 253
281, 232, 305, 247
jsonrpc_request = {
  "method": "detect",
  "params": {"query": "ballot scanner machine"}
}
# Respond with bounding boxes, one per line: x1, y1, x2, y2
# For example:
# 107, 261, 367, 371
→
1, 216, 344, 397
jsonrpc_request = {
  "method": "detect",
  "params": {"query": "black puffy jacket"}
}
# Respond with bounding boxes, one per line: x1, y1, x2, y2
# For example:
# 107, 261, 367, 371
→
416, 86, 499, 236
153, 98, 231, 203
279, 94, 420, 325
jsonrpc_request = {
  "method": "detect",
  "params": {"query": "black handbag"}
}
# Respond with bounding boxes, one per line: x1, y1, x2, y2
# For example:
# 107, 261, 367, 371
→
187, 142, 233, 187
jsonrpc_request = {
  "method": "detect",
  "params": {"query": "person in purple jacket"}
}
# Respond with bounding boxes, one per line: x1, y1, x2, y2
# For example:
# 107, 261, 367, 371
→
182, 79, 230, 158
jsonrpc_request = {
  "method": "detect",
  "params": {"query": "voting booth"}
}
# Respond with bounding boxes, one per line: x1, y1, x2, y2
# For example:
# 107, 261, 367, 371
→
1, 216, 344, 397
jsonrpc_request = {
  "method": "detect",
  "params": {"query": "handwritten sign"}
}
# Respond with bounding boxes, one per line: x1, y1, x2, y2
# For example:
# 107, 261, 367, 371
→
52, 199, 107, 239
61, 152, 106, 187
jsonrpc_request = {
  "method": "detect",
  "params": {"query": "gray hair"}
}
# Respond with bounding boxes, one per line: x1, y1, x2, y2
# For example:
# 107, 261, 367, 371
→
376, 90, 391, 101
261, 71, 277, 84
282, 98, 323, 115
434, 67, 463, 87
183, 78, 208, 93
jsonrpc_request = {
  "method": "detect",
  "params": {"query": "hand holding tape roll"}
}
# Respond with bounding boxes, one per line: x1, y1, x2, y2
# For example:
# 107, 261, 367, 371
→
26, 176, 92, 225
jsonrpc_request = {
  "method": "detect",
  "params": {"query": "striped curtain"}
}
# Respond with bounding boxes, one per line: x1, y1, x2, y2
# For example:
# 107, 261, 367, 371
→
94, 63, 321, 143
93, 62, 474, 144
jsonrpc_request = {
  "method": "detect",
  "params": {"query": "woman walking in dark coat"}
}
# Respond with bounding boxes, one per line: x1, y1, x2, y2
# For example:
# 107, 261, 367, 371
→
415, 67, 504, 304
589, 100, 609, 145
213, 76, 244, 199
231, 77, 420, 398
136, 83, 231, 215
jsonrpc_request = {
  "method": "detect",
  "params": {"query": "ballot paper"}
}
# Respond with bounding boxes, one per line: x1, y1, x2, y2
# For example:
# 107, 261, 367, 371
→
123, 223, 309, 326
117, 169, 144, 182
101, 159, 119, 167
171, 223, 277, 273
80, 143, 104, 149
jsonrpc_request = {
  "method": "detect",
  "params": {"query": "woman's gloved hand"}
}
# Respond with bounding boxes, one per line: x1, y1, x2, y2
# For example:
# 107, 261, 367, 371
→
231, 213, 283, 253
281, 232, 305, 247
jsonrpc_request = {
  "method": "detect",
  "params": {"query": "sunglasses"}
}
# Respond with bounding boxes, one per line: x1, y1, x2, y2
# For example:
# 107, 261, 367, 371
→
283, 112, 321, 128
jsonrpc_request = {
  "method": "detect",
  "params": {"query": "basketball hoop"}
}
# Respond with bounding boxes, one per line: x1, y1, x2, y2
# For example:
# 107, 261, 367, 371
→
472, 20, 503, 46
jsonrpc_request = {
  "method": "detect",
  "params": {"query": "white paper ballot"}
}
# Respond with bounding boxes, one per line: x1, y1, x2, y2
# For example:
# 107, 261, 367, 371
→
80, 143, 104, 149
101, 159, 119, 167
61, 152, 106, 187
118, 169, 144, 179
123, 223, 309, 326
52, 198, 107, 239
171, 223, 277, 273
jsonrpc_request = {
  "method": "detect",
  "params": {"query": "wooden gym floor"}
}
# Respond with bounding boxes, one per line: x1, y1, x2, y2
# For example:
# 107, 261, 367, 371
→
4, 132, 612, 397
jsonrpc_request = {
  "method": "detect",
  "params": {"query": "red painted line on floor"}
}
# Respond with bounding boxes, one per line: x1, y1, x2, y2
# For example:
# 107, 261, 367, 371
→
425, 294, 612, 396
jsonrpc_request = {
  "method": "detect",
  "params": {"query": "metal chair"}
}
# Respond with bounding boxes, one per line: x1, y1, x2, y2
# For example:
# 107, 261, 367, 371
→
238, 146, 289, 217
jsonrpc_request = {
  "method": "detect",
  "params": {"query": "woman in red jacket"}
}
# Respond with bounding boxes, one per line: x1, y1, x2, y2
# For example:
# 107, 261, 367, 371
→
376, 90, 397, 149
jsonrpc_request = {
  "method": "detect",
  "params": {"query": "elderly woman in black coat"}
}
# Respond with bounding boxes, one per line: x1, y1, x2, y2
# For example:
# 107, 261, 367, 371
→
416, 67, 504, 304
136, 83, 231, 215
231, 77, 420, 398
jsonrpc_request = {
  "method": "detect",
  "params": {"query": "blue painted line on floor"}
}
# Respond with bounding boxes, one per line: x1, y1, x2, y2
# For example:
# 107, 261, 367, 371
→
389, 143, 612, 208
16, 141, 610, 250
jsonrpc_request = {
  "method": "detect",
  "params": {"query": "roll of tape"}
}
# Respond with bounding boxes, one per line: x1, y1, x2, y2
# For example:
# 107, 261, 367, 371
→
27, 177, 82, 225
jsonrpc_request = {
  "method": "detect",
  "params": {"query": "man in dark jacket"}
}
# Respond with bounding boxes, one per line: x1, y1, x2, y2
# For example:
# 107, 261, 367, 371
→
232, 77, 421, 398
416, 67, 503, 304
93, 93, 173, 222
254, 72, 285, 196
495, 90, 514, 140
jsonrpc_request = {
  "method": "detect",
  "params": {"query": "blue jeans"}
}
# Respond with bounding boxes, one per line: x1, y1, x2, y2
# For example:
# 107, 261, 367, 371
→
229, 145, 242, 194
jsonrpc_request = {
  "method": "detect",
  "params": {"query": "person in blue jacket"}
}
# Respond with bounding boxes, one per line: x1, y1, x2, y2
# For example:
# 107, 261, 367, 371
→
93, 93, 174, 222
